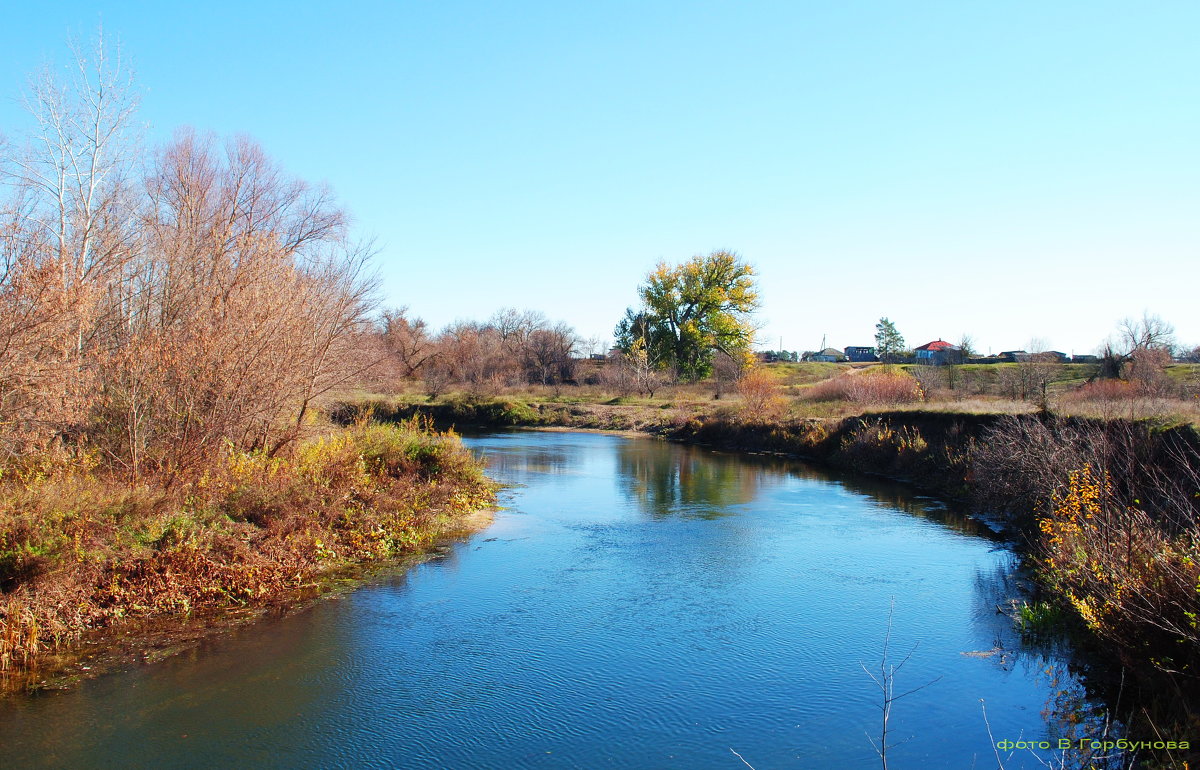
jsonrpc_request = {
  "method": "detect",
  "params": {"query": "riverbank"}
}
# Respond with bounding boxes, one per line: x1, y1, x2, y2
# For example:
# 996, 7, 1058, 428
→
0, 421, 496, 691
332, 397, 998, 503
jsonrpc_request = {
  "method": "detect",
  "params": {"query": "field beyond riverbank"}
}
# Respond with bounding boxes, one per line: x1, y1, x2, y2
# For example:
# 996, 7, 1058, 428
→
0, 421, 496, 690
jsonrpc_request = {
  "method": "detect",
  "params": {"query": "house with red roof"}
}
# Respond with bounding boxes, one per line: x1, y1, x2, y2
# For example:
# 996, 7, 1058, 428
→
914, 339, 963, 366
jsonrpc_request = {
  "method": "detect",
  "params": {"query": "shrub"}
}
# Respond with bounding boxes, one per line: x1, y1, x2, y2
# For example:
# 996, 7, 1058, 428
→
1036, 464, 1200, 672
736, 368, 788, 422
836, 418, 928, 470
805, 369, 922, 405
1063, 379, 1139, 403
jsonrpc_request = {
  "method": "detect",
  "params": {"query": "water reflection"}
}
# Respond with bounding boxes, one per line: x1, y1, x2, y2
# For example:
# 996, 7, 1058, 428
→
611, 436, 991, 536
965, 558, 1129, 770
474, 443, 579, 477
614, 441, 763, 518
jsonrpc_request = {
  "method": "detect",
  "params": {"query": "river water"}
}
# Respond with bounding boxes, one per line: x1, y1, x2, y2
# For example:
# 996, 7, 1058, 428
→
1, 431, 1110, 768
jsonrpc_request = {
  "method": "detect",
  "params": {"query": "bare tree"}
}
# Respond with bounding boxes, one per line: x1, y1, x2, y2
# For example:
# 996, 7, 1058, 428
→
379, 306, 436, 378
904, 363, 937, 398
435, 319, 519, 392
0, 32, 140, 455
523, 322, 579, 387
998, 340, 1062, 405
10, 31, 141, 299
1100, 313, 1176, 379
957, 333, 977, 359
711, 350, 743, 399
422, 310, 583, 395
607, 339, 666, 397
1118, 312, 1176, 354
0, 34, 380, 478
1124, 346, 1174, 397
490, 307, 546, 356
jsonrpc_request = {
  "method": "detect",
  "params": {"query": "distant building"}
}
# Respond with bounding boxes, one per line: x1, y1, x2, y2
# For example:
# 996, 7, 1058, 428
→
1071, 354, 1100, 364
914, 339, 963, 366
1001, 350, 1070, 363
844, 346, 878, 362
806, 347, 846, 363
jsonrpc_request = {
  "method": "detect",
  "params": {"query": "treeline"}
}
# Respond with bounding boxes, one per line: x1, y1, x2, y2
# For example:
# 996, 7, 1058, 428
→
0, 43, 374, 480
370, 249, 763, 401
371, 305, 759, 401
375, 307, 588, 394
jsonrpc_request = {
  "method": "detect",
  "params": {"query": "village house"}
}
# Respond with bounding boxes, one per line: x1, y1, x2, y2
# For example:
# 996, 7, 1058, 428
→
804, 347, 845, 363
914, 339, 963, 366
844, 346, 878, 362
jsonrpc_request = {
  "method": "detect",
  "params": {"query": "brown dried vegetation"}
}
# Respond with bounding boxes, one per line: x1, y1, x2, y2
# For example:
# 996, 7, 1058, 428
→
804, 367, 923, 406
973, 416, 1200, 674
0, 41, 377, 477
0, 421, 494, 677
0, 38, 494, 679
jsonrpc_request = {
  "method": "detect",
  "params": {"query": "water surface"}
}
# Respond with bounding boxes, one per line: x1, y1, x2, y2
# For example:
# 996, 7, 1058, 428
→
0, 431, 1107, 768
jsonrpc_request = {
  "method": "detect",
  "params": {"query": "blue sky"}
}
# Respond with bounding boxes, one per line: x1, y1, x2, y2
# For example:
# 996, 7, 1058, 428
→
2, 1, 1197, 354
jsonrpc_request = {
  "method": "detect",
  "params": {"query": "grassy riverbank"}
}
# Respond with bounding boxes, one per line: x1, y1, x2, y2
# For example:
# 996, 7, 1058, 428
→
0, 421, 495, 686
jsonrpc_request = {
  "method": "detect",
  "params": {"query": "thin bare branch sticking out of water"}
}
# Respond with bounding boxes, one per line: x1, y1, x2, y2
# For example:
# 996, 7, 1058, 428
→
861, 597, 943, 770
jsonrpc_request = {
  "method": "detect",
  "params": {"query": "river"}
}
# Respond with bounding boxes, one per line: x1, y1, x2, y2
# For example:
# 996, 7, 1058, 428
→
0, 431, 1112, 768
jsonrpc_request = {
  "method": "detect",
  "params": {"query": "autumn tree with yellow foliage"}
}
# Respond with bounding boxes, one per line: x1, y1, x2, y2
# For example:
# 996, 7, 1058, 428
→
614, 250, 759, 381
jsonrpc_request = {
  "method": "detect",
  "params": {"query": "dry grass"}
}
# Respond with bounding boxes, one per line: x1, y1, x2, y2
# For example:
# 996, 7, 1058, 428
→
865, 398, 1036, 416
0, 421, 494, 677
352, 362, 1200, 431
1053, 379, 1200, 425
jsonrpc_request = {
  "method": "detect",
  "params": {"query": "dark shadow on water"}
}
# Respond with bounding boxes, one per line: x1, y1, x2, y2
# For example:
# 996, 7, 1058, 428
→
609, 433, 995, 537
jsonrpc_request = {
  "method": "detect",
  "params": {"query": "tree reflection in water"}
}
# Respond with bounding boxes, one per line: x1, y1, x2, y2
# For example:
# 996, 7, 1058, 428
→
614, 436, 993, 536
614, 440, 764, 518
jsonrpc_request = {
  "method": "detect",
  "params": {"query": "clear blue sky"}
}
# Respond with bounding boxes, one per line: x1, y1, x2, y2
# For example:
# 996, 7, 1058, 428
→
2, 1, 1197, 355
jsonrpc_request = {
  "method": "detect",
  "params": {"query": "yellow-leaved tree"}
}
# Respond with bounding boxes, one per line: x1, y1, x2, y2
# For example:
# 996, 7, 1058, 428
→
614, 250, 759, 381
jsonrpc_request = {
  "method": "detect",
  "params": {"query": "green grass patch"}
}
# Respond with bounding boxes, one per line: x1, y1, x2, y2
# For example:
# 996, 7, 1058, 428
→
1013, 600, 1070, 638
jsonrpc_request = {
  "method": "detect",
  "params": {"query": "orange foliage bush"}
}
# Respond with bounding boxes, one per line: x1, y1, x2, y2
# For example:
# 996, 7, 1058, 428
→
805, 369, 922, 405
1061, 379, 1139, 403
0, 43, 376, 479
737, 367, 788, 421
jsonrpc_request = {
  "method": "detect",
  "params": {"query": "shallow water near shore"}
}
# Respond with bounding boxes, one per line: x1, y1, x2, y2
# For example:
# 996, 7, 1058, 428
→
0, 431, 1111, 768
